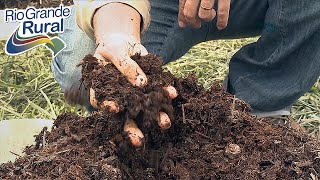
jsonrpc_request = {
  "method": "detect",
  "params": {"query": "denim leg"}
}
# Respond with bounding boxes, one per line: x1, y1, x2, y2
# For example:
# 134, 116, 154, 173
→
225, 0, 320, 114
142, 0, 211, 63
51, 6, 96, 111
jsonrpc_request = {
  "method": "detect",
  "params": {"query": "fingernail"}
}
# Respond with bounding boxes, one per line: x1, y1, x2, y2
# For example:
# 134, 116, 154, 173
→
159, 112, 171, 129
217, 25, 226, 30
135, 74, 147, 87
163, 86, 178, 99
129, 133, 143, 147
178, 21, 186, 28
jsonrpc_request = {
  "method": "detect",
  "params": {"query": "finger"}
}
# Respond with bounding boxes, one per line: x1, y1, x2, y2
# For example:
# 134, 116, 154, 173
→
100, 100, 120, 113
118, 56, 148, 87
125, 43, 148, 86
217, 0, 231, 30
89, 88, 120, 113
158, 112, 171, 130
163, 85, 178, 99
124, 119, 144, 147
89, 88, 99, 109
183, 0, 202, 28
198, 0, 216, 22
178, 0, 187, 28
95, 38, 148, 87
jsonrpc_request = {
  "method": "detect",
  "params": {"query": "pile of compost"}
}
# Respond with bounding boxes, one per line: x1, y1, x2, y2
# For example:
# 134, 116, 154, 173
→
1, 54, 319, 179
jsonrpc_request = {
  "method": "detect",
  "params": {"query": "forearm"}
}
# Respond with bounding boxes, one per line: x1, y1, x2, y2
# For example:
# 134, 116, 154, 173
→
93, 3, 142, 43
75, 0, 150, 41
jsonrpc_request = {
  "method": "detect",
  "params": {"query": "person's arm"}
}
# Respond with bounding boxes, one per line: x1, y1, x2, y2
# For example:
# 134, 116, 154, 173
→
75, 0, 150, 40
73, 1, 177, 147
92, 3, 148, 86
93, 3, 141, 43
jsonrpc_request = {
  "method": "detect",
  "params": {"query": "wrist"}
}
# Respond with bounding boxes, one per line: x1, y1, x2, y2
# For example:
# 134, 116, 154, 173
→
93, 3, 141, 43
95, 33, 140, 47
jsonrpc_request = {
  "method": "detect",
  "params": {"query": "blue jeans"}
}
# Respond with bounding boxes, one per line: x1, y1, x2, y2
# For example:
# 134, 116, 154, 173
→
52, 0, 320, 117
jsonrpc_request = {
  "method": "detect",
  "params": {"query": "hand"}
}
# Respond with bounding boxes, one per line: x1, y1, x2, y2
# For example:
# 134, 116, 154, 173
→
88, 3, 179, 147
90, 34, 178, 147
178, 0, 231, 29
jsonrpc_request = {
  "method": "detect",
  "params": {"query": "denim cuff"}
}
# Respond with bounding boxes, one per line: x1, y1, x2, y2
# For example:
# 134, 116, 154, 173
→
252, 109, 291, 118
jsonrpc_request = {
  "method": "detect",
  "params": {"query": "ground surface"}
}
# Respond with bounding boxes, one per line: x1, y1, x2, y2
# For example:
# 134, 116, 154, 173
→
0, 54, 319, 179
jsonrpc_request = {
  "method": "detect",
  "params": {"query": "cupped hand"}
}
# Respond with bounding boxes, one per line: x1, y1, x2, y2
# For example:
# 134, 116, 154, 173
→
178, 0, 231, 29
90, 33, 178, 147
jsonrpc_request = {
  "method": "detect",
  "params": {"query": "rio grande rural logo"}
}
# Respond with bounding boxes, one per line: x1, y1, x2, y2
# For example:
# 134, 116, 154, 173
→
4, 5, 71, 57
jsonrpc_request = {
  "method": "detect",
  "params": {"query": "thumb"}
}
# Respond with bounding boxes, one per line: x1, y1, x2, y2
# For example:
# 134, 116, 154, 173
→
94, 49, 147, 87
121, 55, 148, 87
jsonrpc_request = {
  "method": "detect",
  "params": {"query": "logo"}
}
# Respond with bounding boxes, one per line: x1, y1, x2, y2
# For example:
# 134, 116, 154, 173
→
4, 5, 71, 57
